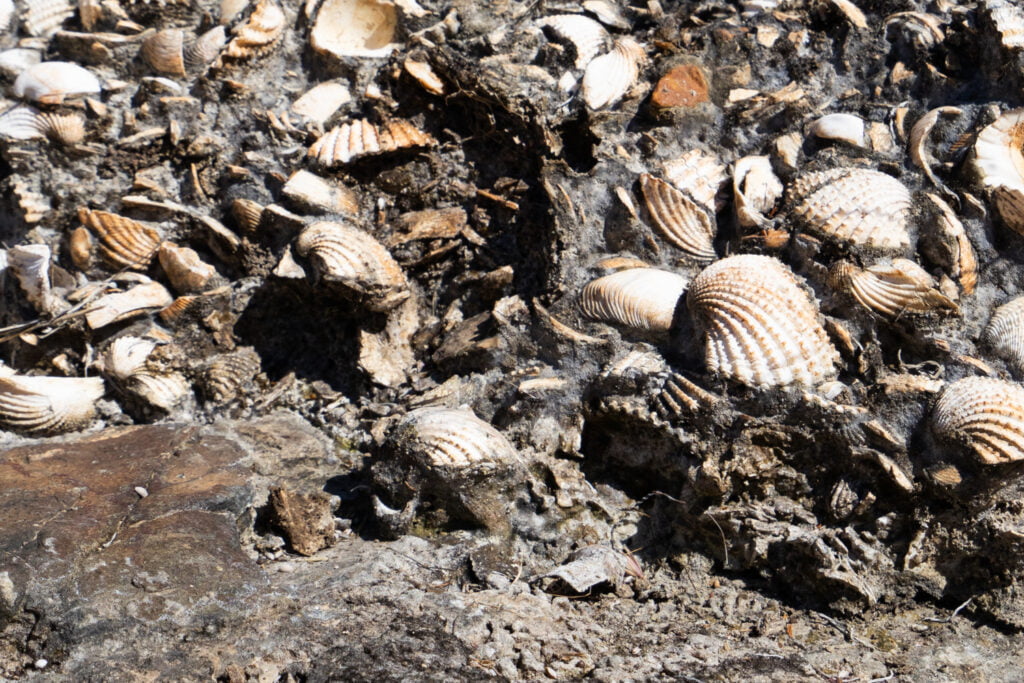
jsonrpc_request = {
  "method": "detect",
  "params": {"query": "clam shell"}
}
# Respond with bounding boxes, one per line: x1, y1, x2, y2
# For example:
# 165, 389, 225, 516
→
972, 108, 1024, 234
79, 208, 162, 270
0, 373, 104, 435
224, 0, 285, 59
128, 370, 191, 412
13, 62, 101, 103
538, 13, 608, 69
984, 0, 1024, 51
184, 26, 226, 73
231, 198, 264, 232
687, 254, 838, 388
639, 173, 716, 262
308, 118, 436, 167
908, 106, 962, 194
37, 112, 85, 145
932, 376, 1024, 464
290, 81, 352, 125
391, 407, 517, 470
85, 281, 174, 329
141, 28, 186, 77
310, 0, 398, 60
581, 37, 644, 110
580, 267, 688, 333
158, 242, 216, 293
828, 259, 958, 318
21, 0, 74, 37
807, 113, 866, 148
203, 347, 261, 402
293, 220, 408, 310
7, 244, 57, 314
733, 155, 783, 228
0, 105, 45, 140
101, 335, 157, 380
919, 193, 976, 294
985, 297, 1024, 374
662, 149, 727, 211
787, 167, 912, 250
159, 294, 201, 323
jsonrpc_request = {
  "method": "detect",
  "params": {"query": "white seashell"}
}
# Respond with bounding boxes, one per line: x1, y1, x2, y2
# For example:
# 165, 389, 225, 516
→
740, 0, 778, 16
158, 242, 216, 293
291, 81, 351, 125
128, 371, 191, 412
282, 169, 359, 215
828, 259, 959, 318
0, 49, 42, 80
932, 376, 1024, 464
310, 0, 398, 60
639, 174, 716, 262
308, 118, 436, 167
807, 113, 866, 148
908, 106, 962, 195
583, 0, 630, 29
7, 244, 60, 314
972, 108, 1024, 235
985, 297, 1024, 375
223, 0, 286, 60
13, 62, 101, 104
85, 281, 174, 329
21, 0, 74, 37
0, 0, 13, 29
687, 254, 839, 388
101, 336, 157, 380
984, 0, 1024, 51
580, 267, 688, 333
538, 14, 608, 69
733, 155, 783, 228
662, 149, 727, 211
391, 407, 517, 470
919, 193, 976, 294
79, 208, 162, 270
0, 373, 104, 435
0, 105, 45, 140
787, 167, 913, 250
581, 37, 644, 110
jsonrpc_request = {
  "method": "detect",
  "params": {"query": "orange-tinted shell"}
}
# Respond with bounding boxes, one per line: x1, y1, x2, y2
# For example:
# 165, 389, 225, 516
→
308, 119, 436, 167
78, 208, 162, 270
932, 376, 1024, 464
639, 174, 716, 262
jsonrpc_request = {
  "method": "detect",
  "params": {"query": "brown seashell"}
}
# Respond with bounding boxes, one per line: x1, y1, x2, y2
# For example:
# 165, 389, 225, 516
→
231, 198, 265, 232
972, 108, 1024, 234
932, 376, 1024, 464
639, 174, 716, 262
308, 118, 436, 167
908, 106, 962, 195
141, 29, 187, 77
403, 57, 444, 95
828, 259, 958, 318
985, 297, 1024, 375
0, 371, 104, 435
223, 0, 286, 60
733, 155, 783, 228
687, 254, 839, 388
69, 226, 93, 271
580, 267, 688, 333
390, 407, 518, 470
184, 26, 227, 74
787, 167, 912, 250
37, 112, 85, 145
79, 208, 162, 270
919, 192, 977, 294
203, 347, 261, 402
293, 220, 408, 311
662, 149, 727, 211
159, 294, 202, 323
581, 37, 644, 110
158, 242, 216, 293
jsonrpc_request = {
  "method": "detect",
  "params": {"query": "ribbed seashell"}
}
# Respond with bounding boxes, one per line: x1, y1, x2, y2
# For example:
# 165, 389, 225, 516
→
639, 174, 716, 262
293, 220, 408, 310
807, 113, 866, 148
581, 37, 644, 110
662, 149, 727, 211
21, 0, 74, 37
687, 254, 839, 388
159, 294, 201, 323
223, 0, 285, 59
290, 81, 351, 125
580, 267, 688, 333
158, 242, 216, 293
919, 193, 976, 294
13, 181, 49, 223
391, 407, 517, 470
0, 105, 45, 140
184, 26, 227, 73
7, 244, 60, 314
129, 370, 191, 412
308, 119, 436, 167
85, 281, 174, 329
985, 297, 1024, 374
310, 0, 398, 60
538, 14, 609, 69
733, 155, 783, 228
984, 0, 1024, 51
13, 62, 101, 104
231, 198, 264, 232
972, 108, 1024, 235
37, 112, 85, 145
787, 168, 912, 250
828, 259, 958, 318
203, 347, 260, 402
932, 377, 1024, 464
0, 373, 104, 435
79, 208, 162, 270
141, 29, 186, 77
909, 106, 962, 194
101, 336, 156, 380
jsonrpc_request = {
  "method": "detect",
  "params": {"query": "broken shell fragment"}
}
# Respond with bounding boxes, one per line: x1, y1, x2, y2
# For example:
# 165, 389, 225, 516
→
909, 106, 962, 195
639, 173, 716, 262
85, 281, 174, 329
310, 0, 398, 60
919, 193, 976, 294
733, 155, 783, 228
7, 244, 60, 314
828, 259, 959, 318
158, 242, 216, 293
687, 254, 838, 388
984, 0, 1024, 51
0, 372, 104, 435
581, 37, 644, 110
662, 149, 727, 211
69, 226, 93, 271
807, 113, 866, 148
787, 168, 912, 250
403, 58, 444, 95
223, 0, 286, 60
13, 61, 101, 104
290, 81, 351, 125
972, 108, 1024, 234
282, 170, 359, 215
538, 14, 608, 69
79, 209, 162, 270
202, 347, 261, 403
21, 0, 74, 37
985, 297, 1024, 375
580, 267, 688, 333
932, 376, 1024, 464
308, 118, 435, 167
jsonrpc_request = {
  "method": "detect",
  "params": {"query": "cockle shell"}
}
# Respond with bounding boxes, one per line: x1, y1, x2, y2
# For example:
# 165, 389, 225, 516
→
293, 220, 408, 311
687, 254, 839, 388
203, 347, 261, 402
972, 108, 1024, 234
932, 376, 1024, 464
310, 0, 398, 60
13, 62, 101, 104
308, 118, 436, 167
0, 106, 45, 140
37, 112, 85, 145
0, 372, 104, 435
662, 149, 727, 211
733, 155, 783, 228
807, 113, 866, 148
639, 174, 716, 262
787, 167, 912, 250
390, 407, 517, 470
919, 193, 976, 294
21, 0, 74, 37
231, 198, 264, 232
79, 208, 162, 270
828, 259, 958, 318
985, 297, 1024, 375
128, 371, 191, 412
580, 267, 688, 333
223, 0, 285, 60
581, 37, 644, 110
141, 29, 187, 77
984, 0, 1024, 51
538, 14, 608, 69
101, 337, 193, 412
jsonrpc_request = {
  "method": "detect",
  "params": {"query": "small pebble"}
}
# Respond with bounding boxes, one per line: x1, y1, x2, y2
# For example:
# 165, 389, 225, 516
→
34, 659, 47, 669
134, 486, 148, 498
275, 562, 296, 573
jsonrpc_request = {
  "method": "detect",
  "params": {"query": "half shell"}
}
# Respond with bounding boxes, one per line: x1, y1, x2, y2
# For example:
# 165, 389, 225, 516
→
223, 0, 285, 60
310, 0, 398, 60
141, 28, 186, 77
972, 108, 1024, 234
662, 149, 727, 211
391, 407, 517, 470
79, 208, 162, 270
733, 155, 783, 228
0, 372, 104, 435
908, 106, 962, 195
687, 254, 839, 388
807, 113, 866, 148
538, 14, 608, 69
932, 376, 1024, 464
308, 118, 436, 167
0, 105, 45, 140
580, 267, 688, 333
37, 112, 85, 145
919, 193, 977, 294
581, 37, 644, 110
21, 0, 74, 37
985, 297, 1024, 374
639, 173, 716, 261
13, 62, 101, 104
828, 259, 958, 317
203, 347, 261, 403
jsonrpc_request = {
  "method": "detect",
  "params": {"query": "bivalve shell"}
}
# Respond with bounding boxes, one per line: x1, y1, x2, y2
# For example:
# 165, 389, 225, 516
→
972, 108, 1024, 234
639, 174, 716, 262
828, 259, 958, 318
85, 281, 174, 329
391, 407, 517, 470
0, 105, 45, 140
985, 297, 1024, 375
7, 243, 59, 314
787, 167, 912, 250
37, 112, 85, 145
308, 118, 436, 167
580, 267, 688, 333
733, 155, 783, 228
919, 193, 976, 294
662, 149, 727, 211
21, 0, 74, 37
538, 14, 608, 69
984, 0, 1024, 51
13, 62, 101, 104
79, 208, 162, 270
141, 28, 186, 77
223, 0, 285, 60
310, 0, 398, 60
185, 26, 227, 73
909, 106, 962, 195
0, 372, 104, 435
807, 113, 866, 148
932, 376, 1024, 464
687, 254, 839, 388
581, 37, 644, 110
290, 81, 351, 125
203, 347, 261, 402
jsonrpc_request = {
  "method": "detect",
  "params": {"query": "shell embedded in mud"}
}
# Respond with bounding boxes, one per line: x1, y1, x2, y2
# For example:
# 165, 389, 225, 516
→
807, 113, 866, 148
972, 108, 1024, 234
390, 407, 518, 470
919, 193, 977, 294
687, 254, 839, 388
13, 61, 101, 103
203, 347, 261, 403
310, 0, 398, 60
538, 14, 608, 69
78, 208, 162, 270
733, 155, 783, 229
579, 267, 688, 333
308, 118, 436, 167
662, 149, 727, 211
828, 259, 959, 318
141, 29, 187, 77
37, 112, 85, 145
985, 297, 1024, 374
0, 371, 104, 435
932, 376, 1024, 464
223, 0, 286, 60
639, 174, 716, 262
158, 242, 217, 293
581, 37, 644, 110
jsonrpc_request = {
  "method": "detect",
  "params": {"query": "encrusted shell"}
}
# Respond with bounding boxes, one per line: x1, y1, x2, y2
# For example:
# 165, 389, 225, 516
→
203, 347, 261, 402
310, 0, 398, 60
733, 155, 783, 228
391, 407, 517, 470
919, 192, 976, 294
223, 0, 285, 59
13, 62, 101, 104
932, 376, 1024, 464
972, 108, 1024, 234
662, 149, 727, 211
985, 297, 1024, 374
687, 254, 839, 388
141, 29, 186, 77
158, 242, 216, 293
0, 372, 104, 435
538, 14, 608, 69
21, 0, 74, 37
308, 118, 436, 167
787, 167, 912, 250
293, 220, 408, 310
580, 267, 688, 333
639, 174, 716, 262
828, 259, 958, 318
807, 113, 866, 148
581, 37, 644, 110
79, 208, 162, 270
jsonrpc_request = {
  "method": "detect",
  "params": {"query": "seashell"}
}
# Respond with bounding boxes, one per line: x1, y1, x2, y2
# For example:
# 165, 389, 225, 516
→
0, 373, 104, 435
231, 198, 264, 232
100, 337, 192, 413
282, 169, 359, 216
223, 0, 286, 60
639, 174, 716, 262
13, 181, 50, 223
919, 193, 976, 294
932, 376, 1024, 464
220, 0, 249, 24
159, 294, 201, 323
21, 0, 74, 37
36, 112, 85, 145
741, 0, 778, 16
158, 242, 216, 293
687, 254, 839, 388
69, 226, 93, 271
140, 29, 186, 77
984, 0, 1024, 51
79, 208, 162, 270
101, 336, 157, 380
828, 259, 959, 318
733, 155, 783, 228
0, 105, 45, 140
292, 220, 408, 311
972, 108, 1024, 235
391, 407, 517, 470
308, 118, 436, 167
908, 106, 962, 196
662, 149, 727, 211
538, 14, 608, 69
290, 81, 351, 125
127, 370, 191, 412
807, 113, 866, 148
184, 26, 227, 74
7, 243, 60, 314
581, 37, 644, 110
984, 297, 1024, 375
580, 267, 688, 333
787, 167, 912, 250
13, 62, 101, 104
403, 57, 444, 95
583, 0, 630, 29
203, 347, 261, 402
85, 281, 174, 329
0, 49, 42, 80
310, 0, 398, 60
0, 0, 13, 29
